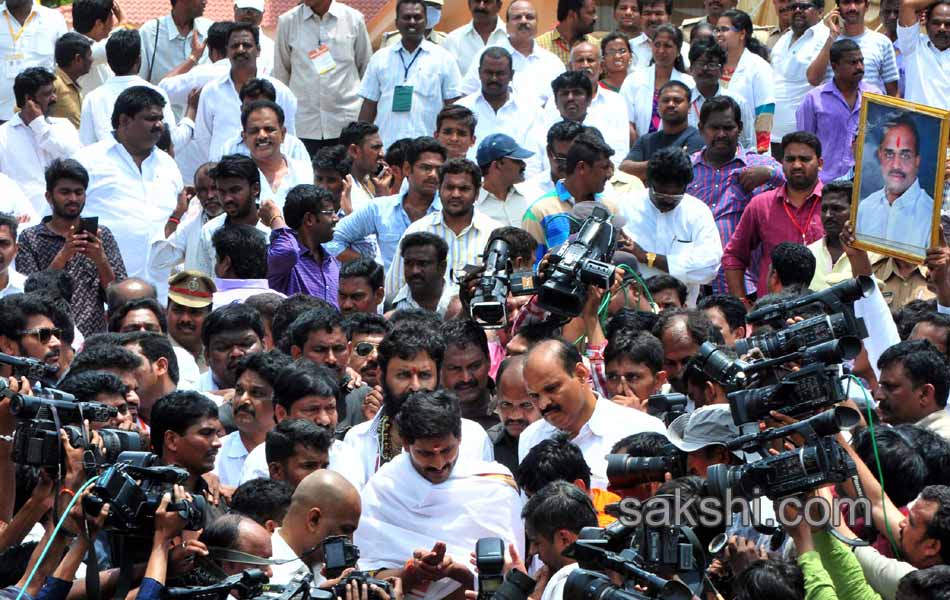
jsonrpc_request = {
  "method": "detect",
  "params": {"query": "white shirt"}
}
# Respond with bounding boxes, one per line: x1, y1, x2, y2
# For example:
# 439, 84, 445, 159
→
619, 190, 723, 305
442, 17, 508, 75
359, 40, 462, 148
688, 85, 755, 151
0, 269, 25, 298
74, 137, 183, 286
138, 14, 212, 85
855, 178, 935, 256
0, 172, 38, 224
213, 429, 252, 487
459, 38, 565, 108
273, 0, 373, 140
722, 48, 775, 117
0, 3, 67, 120
620, 65, 695, 141
270, 528, 325, 589
239, 436, 347, 485
0, 114, 81, 213
475, 186, 528, 228
534, 88, 632, 172
212, 131, 310, 163
194, 213, 272, 278
76, 35, 112, 94
898, 22, 950, 110
340, 410, 494, 490
517, 395, 667, 490
193, 72, 297, 164
258, 157, 314, 210
174, 345, 200, 390
771, 22, 830, 141
384, 209, 503, 301
827, 29, 899, 93
540, 563, 579, 600
257, 32, 275, 77
389, 280, 458, 317
147, 204, 212, 283
456, 89, 543, 175
158, 60, 228, 107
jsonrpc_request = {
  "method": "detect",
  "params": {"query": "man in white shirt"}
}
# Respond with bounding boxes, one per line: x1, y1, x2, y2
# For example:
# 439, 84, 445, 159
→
855, 115, 935, 256
0, 0, 67, 121
358, 0, 462, 148
273, 0, 372, 153
619, 147, 722, 305
0, 174, 37, 225
138, 0, 211, 85
74, 85, 183, 287
194, 23, 297, 164
442, 0, 508, 75
71, 0, 123, 94
520, 338, 667, 490
898, 0, 950, 110
0, 67, 81, 215
458, 0, 564, 108
0, 214, 25, 298
475, 133, 534, 227
233, 0, 274, 76
386, 232, 457, 316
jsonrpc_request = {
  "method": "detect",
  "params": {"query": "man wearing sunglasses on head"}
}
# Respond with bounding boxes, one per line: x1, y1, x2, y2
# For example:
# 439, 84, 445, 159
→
0, 292, 68, 384
616, 147, 722, 306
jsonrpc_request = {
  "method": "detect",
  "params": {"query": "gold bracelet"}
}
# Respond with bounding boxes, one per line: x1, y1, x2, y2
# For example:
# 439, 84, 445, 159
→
647, 252, 657, 269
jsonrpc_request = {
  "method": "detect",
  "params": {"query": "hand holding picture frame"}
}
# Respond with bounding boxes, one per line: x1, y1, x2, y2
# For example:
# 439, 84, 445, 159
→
850, 93, 950, 263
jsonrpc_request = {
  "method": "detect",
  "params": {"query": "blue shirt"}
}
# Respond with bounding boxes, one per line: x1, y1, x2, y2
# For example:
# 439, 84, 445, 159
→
324, 192, 442, 271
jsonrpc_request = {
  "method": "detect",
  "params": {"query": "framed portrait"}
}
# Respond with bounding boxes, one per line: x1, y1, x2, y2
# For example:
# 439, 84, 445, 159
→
851, 93, 950, 262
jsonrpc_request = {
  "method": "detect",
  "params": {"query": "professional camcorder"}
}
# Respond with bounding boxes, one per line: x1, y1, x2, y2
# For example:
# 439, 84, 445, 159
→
469, 238, 538, 328
164, 569, 271, 600
645, 393, 688, 427
0, 351, 59, 383
537, 206, 618, 318
606, 447, 687, 489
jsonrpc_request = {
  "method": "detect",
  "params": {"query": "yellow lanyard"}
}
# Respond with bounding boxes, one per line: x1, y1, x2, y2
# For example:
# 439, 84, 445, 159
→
4, 9, 35, 44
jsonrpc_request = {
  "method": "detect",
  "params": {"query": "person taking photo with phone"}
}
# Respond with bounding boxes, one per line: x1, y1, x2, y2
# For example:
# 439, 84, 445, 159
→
15, 158, 126, 335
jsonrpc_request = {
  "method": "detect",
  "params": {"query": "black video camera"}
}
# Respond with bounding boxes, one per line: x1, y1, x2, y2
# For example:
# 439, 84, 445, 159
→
0, 351, 59, 383
470, 238, 538, 329
323, 536, 360, 579
476, 537, 505, 600
164, 569, 269, 600
606, 449, 687, 489
537, 206, 617, 318
82, 451, 206, 535
329, 573, 392, 600
646, 393, 688, 427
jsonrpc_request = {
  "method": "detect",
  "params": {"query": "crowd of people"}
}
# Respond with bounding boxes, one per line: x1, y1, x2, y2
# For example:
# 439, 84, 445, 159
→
1, 0, 950, 598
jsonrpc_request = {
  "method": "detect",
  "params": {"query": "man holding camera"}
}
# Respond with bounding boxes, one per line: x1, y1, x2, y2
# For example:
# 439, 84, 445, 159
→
520, 339, 666, 490
0, 292, 69, 383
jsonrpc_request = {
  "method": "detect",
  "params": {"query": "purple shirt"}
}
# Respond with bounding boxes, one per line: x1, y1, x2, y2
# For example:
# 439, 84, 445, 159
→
267, 227, 340, 305
797, 80, 879, 182
687, 148, 784, 292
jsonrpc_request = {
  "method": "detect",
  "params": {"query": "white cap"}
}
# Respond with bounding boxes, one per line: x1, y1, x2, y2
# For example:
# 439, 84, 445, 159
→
234, 0, 265, 12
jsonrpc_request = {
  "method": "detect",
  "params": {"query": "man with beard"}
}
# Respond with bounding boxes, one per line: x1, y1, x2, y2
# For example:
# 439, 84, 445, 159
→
855, 116, 935, 256
619, 83, 705, 181
520, 339, 666, 490
651, 308, 724, 398
342, 121, 390, 214
339, 323, 493, 489
798, 40, 877, 182
487, 356, 541, 476
341, 313, 390, 427
0, 293, 68, 384
16, 158, 126, 336
442, 0, 507, 75
338, 259, 386, 316
198, 303, 265, 397
536, 0, 598, 65
876, 339, 950, 439
195, 23, 296, 166
215, 350, 292, 486
356, 389, 523, 598
440, 320, 497, 430
385, 158, 501, 301
0, 68, 81, 214
165, 271, 215, 374
807, 180, 855, 290
723, 132, 825, 301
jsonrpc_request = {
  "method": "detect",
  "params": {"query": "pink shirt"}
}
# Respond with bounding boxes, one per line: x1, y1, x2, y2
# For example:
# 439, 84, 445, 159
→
721, 183, 825, 295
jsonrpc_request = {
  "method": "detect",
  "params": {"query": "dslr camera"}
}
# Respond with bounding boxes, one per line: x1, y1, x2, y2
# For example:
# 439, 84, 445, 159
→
321, 536, 391, 600
606, 447, 687, 490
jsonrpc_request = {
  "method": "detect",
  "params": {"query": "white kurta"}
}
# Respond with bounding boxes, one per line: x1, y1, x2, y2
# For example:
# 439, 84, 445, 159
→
458, 38, 565, 108
0, 114, 81, 213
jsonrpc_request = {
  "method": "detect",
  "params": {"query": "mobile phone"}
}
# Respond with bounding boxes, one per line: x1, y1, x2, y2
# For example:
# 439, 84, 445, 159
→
76, 216, 98, 237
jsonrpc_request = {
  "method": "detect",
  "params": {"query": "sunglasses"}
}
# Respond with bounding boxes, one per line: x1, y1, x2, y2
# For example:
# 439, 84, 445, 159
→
354, 341, 379, 357
18, 327, 62, 344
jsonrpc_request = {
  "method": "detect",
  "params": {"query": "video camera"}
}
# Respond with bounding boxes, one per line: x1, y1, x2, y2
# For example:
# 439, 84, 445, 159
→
0, 351, 59, 383
645, 393, 688, 428
537, 206, 618, 318
321, 536, 391, 600
606, 446, 687, 490
469, 238, 538, 329
164, 569, 271, 600
82, 451, 207, 535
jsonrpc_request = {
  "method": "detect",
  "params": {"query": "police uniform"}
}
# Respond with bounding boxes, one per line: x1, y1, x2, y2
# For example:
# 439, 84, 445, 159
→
167, 270, 215, 377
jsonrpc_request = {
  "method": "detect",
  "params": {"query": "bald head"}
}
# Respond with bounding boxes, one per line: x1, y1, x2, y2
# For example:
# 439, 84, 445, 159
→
292, 469, 361, 515
283, 469, 362, 566
569, 41, 601, 83
525, 338, 581, 378
106, 277, 158, 316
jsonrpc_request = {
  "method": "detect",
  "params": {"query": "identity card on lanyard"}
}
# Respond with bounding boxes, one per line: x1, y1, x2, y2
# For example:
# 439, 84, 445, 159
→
392, 46, 421, 113
309, 44, 336, 74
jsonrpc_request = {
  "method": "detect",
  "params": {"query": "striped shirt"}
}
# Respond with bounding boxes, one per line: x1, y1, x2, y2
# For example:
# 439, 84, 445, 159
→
384, 209, 504, 302
534, 28, 599, 66
687, 148, 784, 292
522, 179, 618, 263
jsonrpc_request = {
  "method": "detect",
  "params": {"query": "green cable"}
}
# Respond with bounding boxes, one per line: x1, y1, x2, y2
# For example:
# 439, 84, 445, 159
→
847, 374, 902, 560
15, 476, 100, 600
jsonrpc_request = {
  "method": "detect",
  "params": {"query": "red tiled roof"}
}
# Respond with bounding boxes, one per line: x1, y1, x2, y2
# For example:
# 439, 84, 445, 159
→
60, 0, 389, 32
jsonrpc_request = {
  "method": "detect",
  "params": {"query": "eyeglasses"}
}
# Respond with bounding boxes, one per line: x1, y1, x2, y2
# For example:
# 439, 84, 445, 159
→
605, 47, 630, 56
694, 61, 723, 71
354, 341, 379, 357
713, 26, 740, 33
649, 186, 685, 206
789, 2, 814, 11
18, 327, 62, 344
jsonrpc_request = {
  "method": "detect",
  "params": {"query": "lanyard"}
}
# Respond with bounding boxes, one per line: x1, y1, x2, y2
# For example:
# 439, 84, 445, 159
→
4, 10, 35, 44
783, 194, 820, 243
398, 46, 421, 81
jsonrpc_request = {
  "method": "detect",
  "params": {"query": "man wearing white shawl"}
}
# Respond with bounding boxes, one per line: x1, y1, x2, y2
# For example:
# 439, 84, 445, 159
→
355, 390, 524, 600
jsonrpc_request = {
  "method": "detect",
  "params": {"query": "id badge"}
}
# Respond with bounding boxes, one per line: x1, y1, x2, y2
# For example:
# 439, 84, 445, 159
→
308, 45, 336, 74
4, 53, 24, 79
392, 85, 413, 113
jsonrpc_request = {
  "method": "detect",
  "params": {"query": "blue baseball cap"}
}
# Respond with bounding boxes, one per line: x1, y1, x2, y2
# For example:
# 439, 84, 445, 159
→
476, 133, 534, 169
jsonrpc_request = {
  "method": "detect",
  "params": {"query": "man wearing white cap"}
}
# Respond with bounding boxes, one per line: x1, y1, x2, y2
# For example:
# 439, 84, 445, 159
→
234, 0, 275, 76
666, 404, 746, 477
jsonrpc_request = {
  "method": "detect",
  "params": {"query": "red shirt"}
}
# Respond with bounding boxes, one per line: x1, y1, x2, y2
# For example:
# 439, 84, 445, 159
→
721, 182, 825, 295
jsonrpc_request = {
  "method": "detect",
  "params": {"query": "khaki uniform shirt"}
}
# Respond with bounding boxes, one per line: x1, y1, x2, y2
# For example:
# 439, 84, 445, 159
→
50, 67, 82, 129
871, 254, 935, 308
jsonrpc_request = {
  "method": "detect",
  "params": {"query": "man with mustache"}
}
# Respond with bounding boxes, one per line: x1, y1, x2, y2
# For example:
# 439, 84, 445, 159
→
386, 232, 455, 315
806, 0, 900, 97
212, 79, 309, 163
340, 323, 493, 489
627, 0, 690, 68
899, 0, 950, 112
651, 308, 724, 398
338, 259, 386, 316
195, 23, 297, 165
723, 132, 824, 300
197, 303, 265, 395
15, 158, 125, 336
876, 339, 950, 439
798, 39, 877, 182
855, 115, 935, 255
137, 0, 210, 85
520, 338, 666, 490
442, 0, 507, 75
536, 0, 599, 66
340, 313, 390, 426
0, 293, 68, 383
164, 272, 215, 376
440, 320, 497, 430
486, 356, 541, 477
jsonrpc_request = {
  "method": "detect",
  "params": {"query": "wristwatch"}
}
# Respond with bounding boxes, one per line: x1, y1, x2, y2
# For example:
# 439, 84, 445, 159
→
647, 252, 657, 269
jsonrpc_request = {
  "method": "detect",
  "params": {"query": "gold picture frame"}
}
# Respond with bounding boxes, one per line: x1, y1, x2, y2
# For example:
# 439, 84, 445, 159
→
850, 93, 950, 263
